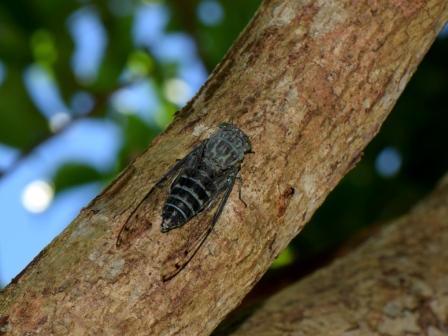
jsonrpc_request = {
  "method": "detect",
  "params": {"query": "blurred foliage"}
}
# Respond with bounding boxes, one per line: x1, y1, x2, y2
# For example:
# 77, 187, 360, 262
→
0, 0, 447, 290
53, 162, 102, 192
116, 114, 161, 168
167, 0, 262, 70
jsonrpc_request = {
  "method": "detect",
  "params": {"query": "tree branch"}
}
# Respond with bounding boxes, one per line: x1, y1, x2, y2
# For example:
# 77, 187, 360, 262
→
230, 173, 448, 335
1, 0, 447, 335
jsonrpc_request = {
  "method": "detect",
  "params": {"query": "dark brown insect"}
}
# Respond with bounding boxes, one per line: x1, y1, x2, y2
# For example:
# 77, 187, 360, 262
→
117, 123, 252, 280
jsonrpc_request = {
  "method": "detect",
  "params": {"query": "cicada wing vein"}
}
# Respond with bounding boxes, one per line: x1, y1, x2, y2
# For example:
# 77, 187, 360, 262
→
116, 175, 171, 249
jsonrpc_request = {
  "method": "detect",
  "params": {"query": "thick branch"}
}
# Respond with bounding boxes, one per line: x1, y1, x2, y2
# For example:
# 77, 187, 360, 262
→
230, 174, 448, 335
1, 0, 447, 335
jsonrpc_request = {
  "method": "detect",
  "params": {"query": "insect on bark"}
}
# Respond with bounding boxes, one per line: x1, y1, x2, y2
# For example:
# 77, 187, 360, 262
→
116, 123, 252, 280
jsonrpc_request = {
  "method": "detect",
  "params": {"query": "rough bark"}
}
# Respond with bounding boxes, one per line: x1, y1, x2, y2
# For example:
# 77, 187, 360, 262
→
1, 0, 447, 335
230, 174, 448, 336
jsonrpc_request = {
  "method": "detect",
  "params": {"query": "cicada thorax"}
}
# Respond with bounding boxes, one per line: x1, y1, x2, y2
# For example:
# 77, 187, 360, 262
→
161, 167, 219, 232
205, 130, 247, 170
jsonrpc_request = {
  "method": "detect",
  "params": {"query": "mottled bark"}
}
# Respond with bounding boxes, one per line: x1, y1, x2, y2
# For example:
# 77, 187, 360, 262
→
231, 174, 448, 336
1, 0, 447, 335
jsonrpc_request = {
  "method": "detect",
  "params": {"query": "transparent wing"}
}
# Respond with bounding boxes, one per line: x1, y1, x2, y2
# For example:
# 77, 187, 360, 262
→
116, 143, 206, 248
161, 170, 238, 281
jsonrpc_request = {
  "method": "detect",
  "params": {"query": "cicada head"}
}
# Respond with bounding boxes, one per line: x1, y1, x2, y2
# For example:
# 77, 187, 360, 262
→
204, 123, 252, 170
218, 123, 252, 154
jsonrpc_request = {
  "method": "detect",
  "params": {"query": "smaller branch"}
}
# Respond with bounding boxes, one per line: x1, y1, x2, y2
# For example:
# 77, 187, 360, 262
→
230, 174, 448, 336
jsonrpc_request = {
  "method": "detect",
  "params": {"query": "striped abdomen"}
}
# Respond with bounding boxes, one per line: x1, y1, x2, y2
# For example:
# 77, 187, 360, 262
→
161, 168, 217, 232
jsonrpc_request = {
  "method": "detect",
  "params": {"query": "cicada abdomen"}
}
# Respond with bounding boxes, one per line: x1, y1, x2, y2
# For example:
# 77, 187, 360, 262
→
161, 168, 217, 232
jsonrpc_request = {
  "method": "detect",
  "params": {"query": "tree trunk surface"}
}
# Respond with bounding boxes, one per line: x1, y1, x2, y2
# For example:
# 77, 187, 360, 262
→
230, 173, 448, 336
1, 0, 447, 335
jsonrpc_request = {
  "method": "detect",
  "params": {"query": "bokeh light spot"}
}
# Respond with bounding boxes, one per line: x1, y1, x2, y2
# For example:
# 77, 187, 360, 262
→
0, 60, 6, 86
21, 180, 54, 214
71, 91, 94, 116
111, 80, 159, 121
133, 3, 169, 47
375, 147, 402, 178
197, 0, 224, 26
68, 8, 107, 84
49, 112, 72, 132
163, 78, 192, 106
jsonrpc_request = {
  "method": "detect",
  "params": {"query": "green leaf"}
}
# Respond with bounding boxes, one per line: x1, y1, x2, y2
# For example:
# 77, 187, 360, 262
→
271, 247, 295, 269
52, 162, 102, 192
0, 68, 50, 150
117, 114, 161, 169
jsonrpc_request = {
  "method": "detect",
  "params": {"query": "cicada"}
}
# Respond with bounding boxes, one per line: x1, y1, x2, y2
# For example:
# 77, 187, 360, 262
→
117, 123, 252, 280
